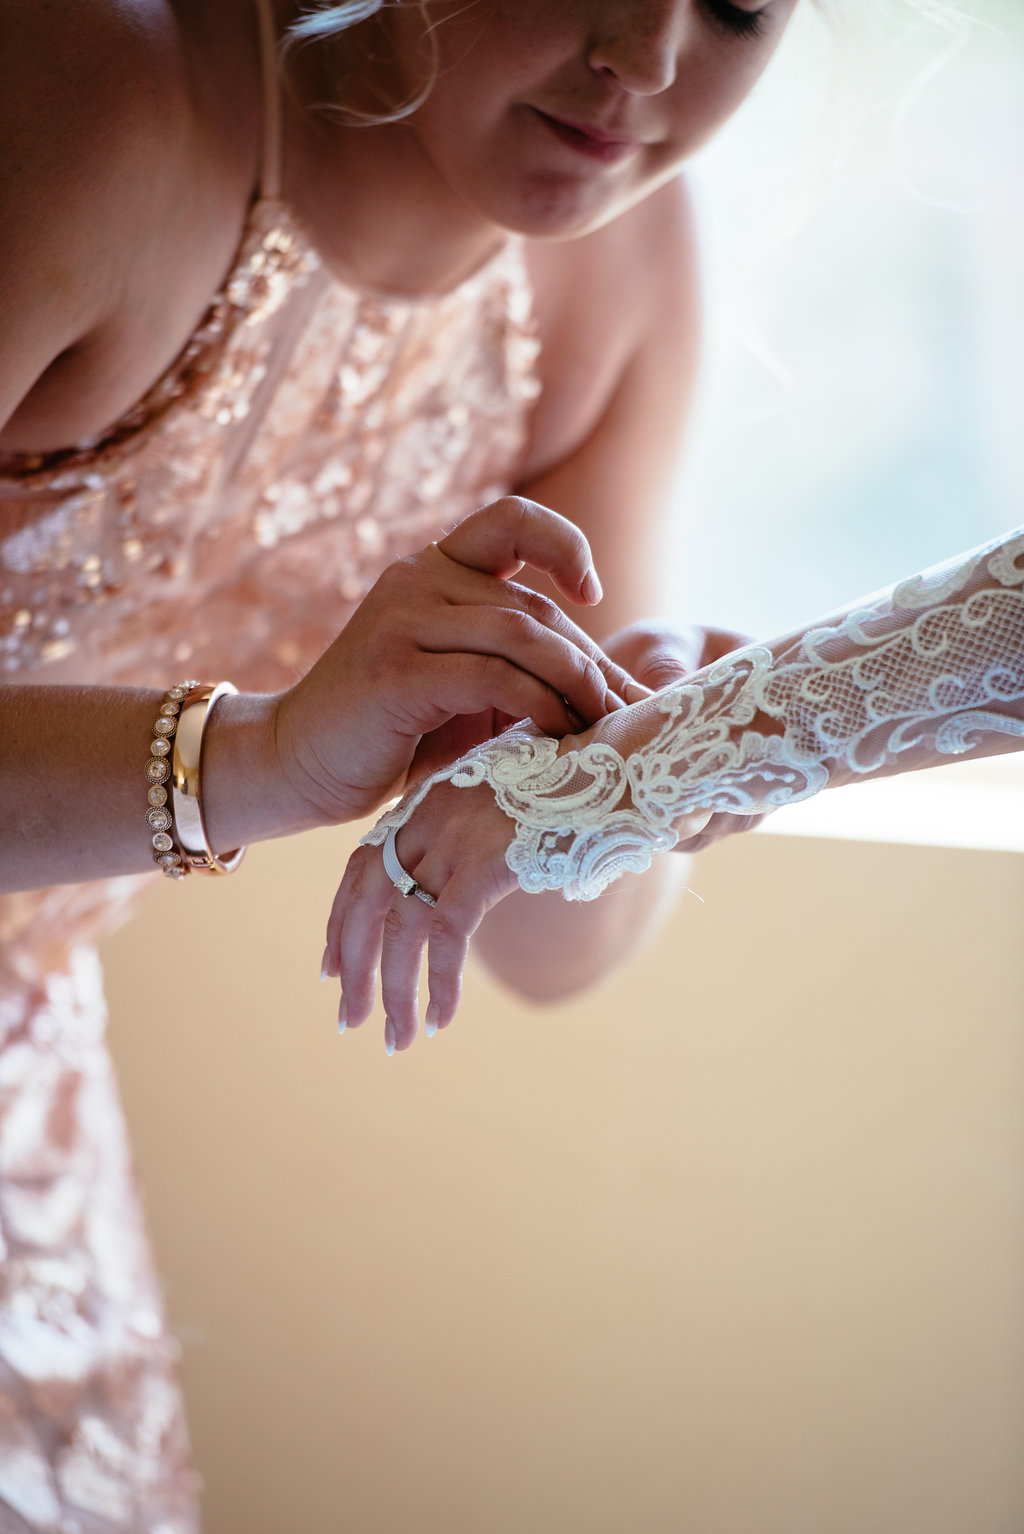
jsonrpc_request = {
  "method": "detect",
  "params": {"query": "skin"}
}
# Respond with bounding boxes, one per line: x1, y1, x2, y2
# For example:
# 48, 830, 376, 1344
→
0, 0, 798, 1013
306, 0, 803, 1044
0, 504, 653, 893
0, 1, 645, 896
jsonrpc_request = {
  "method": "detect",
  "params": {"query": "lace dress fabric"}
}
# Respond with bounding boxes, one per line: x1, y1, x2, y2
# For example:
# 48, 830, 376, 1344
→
365, 528, 1024, 900
0, 194, 540, 1529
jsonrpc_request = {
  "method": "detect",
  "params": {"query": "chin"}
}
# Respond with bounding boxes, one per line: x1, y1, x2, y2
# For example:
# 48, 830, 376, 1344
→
477, 172, 642, 242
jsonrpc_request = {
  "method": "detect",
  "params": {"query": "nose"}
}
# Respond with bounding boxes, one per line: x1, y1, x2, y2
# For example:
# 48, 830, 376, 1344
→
586, 2, 685, 97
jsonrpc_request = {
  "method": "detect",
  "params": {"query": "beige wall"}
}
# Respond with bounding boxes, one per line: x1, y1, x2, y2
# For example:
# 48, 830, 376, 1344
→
100, 826, 1024, 1534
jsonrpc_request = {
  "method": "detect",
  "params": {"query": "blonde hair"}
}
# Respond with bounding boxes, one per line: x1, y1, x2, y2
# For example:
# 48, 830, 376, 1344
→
289, 1, 387, 42
286, 1, 440, 125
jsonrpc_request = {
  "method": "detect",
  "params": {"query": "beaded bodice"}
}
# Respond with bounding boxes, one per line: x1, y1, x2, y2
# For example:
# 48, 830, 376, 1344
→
0, 198, 540, 1522
0, 194, 541, 955
0, 4, 540, 1516
0, 198, 540, 692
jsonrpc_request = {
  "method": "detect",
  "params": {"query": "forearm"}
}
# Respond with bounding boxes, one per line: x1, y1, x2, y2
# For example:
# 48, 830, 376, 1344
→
540, 526, 1024, 876
0, 685, 319, 895
473, 854, 688, 1003
365, 526, 1024, 905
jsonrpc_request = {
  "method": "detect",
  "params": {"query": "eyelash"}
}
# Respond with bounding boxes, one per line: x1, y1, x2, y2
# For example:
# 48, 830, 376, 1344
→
703, 0, 768, 40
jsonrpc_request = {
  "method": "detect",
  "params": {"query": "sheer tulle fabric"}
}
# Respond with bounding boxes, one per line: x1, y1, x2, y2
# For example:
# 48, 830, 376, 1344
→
364, 529, 1024, 899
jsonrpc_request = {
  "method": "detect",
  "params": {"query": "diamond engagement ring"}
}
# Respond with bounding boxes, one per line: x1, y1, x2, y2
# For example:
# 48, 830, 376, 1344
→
382, 825, 438, 907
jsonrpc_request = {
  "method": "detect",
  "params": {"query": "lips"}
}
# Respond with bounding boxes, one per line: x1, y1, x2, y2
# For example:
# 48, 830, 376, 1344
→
532, 108, 648, 164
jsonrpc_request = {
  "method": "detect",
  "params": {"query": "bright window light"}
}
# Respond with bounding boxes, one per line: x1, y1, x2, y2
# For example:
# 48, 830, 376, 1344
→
671, 0, 1024, 851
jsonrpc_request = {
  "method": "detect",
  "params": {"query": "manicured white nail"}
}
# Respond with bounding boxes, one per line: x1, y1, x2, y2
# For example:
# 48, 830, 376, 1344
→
425, 1021, 437, 1038
320, 945, 330, 982
425, 1003, 439, 1038
384, 1019, 395, 1057
337, 1000, 347, 1035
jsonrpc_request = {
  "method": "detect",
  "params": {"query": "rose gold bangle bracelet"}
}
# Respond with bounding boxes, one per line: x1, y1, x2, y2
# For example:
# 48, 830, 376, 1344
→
170, 681, 247, 876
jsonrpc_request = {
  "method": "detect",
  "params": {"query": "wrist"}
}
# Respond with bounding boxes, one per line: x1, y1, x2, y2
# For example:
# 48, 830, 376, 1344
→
200, 691, 332, 853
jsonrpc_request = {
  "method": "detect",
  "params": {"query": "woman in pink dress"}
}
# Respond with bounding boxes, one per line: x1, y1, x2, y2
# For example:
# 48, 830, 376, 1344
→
7, 1, 1013, 1527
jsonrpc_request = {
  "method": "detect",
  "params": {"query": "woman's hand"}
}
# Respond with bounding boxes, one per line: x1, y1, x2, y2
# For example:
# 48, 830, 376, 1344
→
598, 619, 761, 855
323, 779, 518, 1050
321, 619, 755, 1051
599, 618, 753, 690
271, 498, 649, 824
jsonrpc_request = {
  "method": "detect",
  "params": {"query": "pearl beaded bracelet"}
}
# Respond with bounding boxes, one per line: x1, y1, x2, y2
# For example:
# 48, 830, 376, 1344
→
144, 682, 194, 878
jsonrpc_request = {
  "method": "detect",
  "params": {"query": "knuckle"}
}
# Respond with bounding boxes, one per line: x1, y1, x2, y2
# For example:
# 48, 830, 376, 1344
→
493, 604, 528, 641
477, 494, 523, 530
382, 904, 407, 940
345, 847, 377, 898
378, 558, 410, 591
520, 587, 560, 627
428, 906, 463, 945
392, 552, 435, 598
505, 495, 536, 540
500, 494, 531, 520
577, 651, 603, 689
479, 652, 509, 686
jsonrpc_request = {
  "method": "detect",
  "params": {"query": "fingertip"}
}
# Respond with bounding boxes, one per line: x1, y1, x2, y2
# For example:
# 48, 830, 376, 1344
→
425, 987, 458, 1034
581, 568, 603, 605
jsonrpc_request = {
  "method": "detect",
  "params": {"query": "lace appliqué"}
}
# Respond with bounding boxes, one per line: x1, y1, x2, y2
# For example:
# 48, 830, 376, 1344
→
362, 528, 1024, 901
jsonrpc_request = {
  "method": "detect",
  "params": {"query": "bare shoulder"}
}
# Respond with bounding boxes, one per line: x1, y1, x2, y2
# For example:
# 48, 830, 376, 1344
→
521, 176, 700, 481
0, 0, 254, 447
0, 0, 193, 250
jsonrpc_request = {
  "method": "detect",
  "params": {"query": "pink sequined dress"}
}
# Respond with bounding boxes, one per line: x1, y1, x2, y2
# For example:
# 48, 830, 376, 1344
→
0, 11, 540, 1524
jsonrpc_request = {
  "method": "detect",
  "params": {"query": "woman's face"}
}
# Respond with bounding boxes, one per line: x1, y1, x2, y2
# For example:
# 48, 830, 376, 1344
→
387, 0, 801, 239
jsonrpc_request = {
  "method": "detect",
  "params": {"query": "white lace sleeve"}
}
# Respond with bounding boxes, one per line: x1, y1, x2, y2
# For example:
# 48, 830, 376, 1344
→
362, 528, 1024, 900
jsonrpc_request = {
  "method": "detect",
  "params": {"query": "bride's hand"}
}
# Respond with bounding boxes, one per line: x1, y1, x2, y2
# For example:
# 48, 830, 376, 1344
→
599, 619, 761, 855
320, 619, 754, 1050
323, 779, 518, 1049
271, 498, 648, 824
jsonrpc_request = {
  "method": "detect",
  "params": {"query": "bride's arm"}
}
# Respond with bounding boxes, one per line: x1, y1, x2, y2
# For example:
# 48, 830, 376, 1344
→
326, 525, 1024, 1046
469, 621, 746, 1002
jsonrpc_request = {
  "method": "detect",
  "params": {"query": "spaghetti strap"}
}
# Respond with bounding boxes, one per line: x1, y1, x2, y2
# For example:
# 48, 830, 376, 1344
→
253, 0, 283, 200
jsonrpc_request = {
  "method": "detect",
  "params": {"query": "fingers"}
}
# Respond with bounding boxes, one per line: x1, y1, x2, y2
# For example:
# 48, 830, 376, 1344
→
324, 790, 516, 1053
379, 895, 432, 1052
504, 586, 652, 706
437, 497, 602, 607
635, 638, 695, 692
325, 832, 450, 1052
378, 850, 497, 1050
408, 567, 650, 710
419, 652, 583, 738
416, 605, 642, 727
326, 845, 390, 1031
422, 889, 478, 1035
